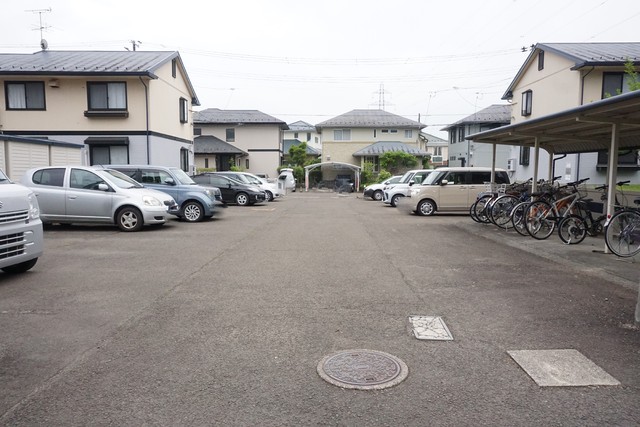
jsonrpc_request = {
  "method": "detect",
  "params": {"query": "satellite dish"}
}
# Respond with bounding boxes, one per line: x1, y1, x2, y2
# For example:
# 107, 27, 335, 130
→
40, 39, 48, 50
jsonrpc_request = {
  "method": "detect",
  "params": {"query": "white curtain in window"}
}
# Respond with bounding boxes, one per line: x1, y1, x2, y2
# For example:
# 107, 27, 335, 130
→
108, 83, 126, 108
7, 84, 26, 109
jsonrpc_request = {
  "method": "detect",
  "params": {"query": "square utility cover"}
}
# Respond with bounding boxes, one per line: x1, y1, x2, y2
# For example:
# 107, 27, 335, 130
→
508, 349, 620, 387
408, 316, 454, 341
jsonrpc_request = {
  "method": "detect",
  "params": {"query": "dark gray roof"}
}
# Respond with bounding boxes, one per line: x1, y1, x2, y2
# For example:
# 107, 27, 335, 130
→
441, 104, 511, 131
287, 121, 316, 132
352, 141, 428, 157
0, 50, 200, 105
420, 132, 448, 144
503, 42, 640, 99
194, 135, 247, 155
316, 109, 424, 129
283, 139, 321, 156
194, 109, 288, 129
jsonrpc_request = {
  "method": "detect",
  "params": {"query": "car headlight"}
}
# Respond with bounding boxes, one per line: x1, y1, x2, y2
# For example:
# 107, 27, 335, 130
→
143, 195, 162, 206
203, 189, 214, 199
27, 192, 40, 220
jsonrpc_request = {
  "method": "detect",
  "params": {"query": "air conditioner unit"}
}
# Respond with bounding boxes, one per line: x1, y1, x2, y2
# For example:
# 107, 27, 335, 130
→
507, 159, 516, 171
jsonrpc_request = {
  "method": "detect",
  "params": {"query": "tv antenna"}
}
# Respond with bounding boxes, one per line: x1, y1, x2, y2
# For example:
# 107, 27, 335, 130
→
26, 8, 52, 49
125, 40, 141, 51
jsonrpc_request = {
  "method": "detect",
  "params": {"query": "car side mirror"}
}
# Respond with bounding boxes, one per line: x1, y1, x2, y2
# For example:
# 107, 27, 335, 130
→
98, 183, 109, 191
440, 179, 449, 186
164, 178, 175, 185
409, 180, 415, 186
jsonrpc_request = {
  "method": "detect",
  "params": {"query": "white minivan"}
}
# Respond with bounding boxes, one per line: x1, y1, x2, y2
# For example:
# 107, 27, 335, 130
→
401, 167, 510, 216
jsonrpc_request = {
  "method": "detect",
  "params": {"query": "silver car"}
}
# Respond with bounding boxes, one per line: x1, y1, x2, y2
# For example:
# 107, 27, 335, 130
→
21, 166, 179, 232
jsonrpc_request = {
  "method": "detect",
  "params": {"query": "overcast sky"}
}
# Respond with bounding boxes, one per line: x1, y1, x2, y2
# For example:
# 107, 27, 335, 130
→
2, 0, 639, 138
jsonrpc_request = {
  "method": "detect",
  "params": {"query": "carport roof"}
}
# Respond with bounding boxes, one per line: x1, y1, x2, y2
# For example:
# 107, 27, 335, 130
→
466, 90, 640, 154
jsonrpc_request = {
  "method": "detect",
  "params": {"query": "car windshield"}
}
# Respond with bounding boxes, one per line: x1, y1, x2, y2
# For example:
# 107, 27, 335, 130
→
103, 169, 144, 189
399, 171, 415, 183
170, 168, 196, 185
244, 175, 262, 185
422, 171, 447, 185
0, 170, 9, 183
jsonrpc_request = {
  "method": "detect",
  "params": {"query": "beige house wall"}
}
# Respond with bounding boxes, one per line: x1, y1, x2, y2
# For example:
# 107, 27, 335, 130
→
510, 54, 581, 123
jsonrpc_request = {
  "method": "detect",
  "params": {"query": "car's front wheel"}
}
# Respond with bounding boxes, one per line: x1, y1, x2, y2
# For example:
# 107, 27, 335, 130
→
117, 206, 144, 231
236, 193, 250, 206
372, 190, 383, 201
390, 194, 403, 207
265, 191, 274, 202
417, 199, 436, 216
182, 201, 204, 222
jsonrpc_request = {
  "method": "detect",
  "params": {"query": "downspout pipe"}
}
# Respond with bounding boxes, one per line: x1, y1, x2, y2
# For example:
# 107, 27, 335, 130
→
139, 76, 150, 164
576, 67, 594, 181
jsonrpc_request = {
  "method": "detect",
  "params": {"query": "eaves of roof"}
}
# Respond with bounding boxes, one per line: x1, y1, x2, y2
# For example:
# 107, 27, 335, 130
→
352, 141, 428, 157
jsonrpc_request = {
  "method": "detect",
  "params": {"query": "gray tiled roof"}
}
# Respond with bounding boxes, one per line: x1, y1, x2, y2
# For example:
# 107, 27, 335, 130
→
283, 139, 321, 155
0, 50, 178, 75
316, 109, 424, 129
441, 104, 511, 131
194, 135, 247, 155
194, 108, 288, 128
287, 121, 316, 132
540, 42, 640, 67
352, 141, 428, 157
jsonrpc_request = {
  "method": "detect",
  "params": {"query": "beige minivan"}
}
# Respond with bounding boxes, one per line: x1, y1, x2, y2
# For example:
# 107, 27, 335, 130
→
402, 167, 510, 216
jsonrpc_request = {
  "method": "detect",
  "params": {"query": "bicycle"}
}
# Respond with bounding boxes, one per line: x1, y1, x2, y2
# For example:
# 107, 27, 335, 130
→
510, 177, 560, 236
604, 185, 640, 257
524, 178, 590, 240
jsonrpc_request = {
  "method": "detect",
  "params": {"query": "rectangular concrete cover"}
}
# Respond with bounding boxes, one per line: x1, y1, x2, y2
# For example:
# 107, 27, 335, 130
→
508, 349, 620, 387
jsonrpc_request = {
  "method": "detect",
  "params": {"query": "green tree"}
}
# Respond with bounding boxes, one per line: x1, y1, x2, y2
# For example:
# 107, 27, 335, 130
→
288, 142, 308, 167
377, 169, 392, 182
361, 161, 375, 188
624, 58, 640, 91
379, 151, 418, 174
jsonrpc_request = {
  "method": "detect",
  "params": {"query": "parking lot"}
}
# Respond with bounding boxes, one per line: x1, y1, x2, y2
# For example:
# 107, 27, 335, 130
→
1, 192, 639, 426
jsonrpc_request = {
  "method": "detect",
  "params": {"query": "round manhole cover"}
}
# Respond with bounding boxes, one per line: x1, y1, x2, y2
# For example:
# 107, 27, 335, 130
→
317, 349, 409, 390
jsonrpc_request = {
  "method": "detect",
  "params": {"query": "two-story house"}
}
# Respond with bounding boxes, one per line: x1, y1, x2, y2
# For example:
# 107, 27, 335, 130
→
0, 50, 200, 179
442, 104, 511, 169
193, 109, 288, 178
419, 132, 449, 168
502, 42, 640, 183
316, 109, 427, 181
284, 120, 322, 153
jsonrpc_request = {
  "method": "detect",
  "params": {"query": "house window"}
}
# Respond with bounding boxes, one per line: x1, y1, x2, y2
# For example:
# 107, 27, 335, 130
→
172, 59, 177, 78
602, 73, 631, 98
405, 130, 413, 138
226, 128, 235, 142
457, 126, 466, 142
449, 129, 456, 143
87, 82, 127, 110
597, 149, 639, 168
334, 129, 351, 141
245, 159, 250, 169
364, 156, 379, 172
179, 97, 189, 123
204, 158, 209, 168
194, 128, 202, 136
521, 90, 533, 116
306, 132, 311, 141
180, 148, 189, 172
5, 81, 45, 110
538, 50, 544, 71
519, 146, 530, 166
294, 132, 299, 138
89, 144, 128, 165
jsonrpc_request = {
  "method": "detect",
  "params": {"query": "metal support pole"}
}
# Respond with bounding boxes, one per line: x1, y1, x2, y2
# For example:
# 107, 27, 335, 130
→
532, 138, 540, 192
305, 168, 309, 192
491, 143, 496, 183
605, 123, 620, 254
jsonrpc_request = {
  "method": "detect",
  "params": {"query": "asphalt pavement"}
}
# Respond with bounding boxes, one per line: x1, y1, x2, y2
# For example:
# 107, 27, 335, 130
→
0, 191, 638, 426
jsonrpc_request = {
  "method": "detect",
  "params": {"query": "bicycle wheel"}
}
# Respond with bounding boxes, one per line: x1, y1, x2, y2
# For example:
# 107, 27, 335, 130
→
511, 202, 530, 236
525, 200, 555, 240
469, 200, 481, 223
558, 214, 587, 245
490, 195, 519, 229
605, 210, 640, 257
473, 194, 493, 224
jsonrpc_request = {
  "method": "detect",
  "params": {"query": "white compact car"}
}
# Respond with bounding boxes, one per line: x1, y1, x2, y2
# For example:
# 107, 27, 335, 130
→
382, 169, 433, 207
21, 165, 179, 231
363, 175, 401, 201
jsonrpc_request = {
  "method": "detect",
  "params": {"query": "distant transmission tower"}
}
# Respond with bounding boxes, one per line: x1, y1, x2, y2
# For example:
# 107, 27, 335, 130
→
373, 83, 392, 110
